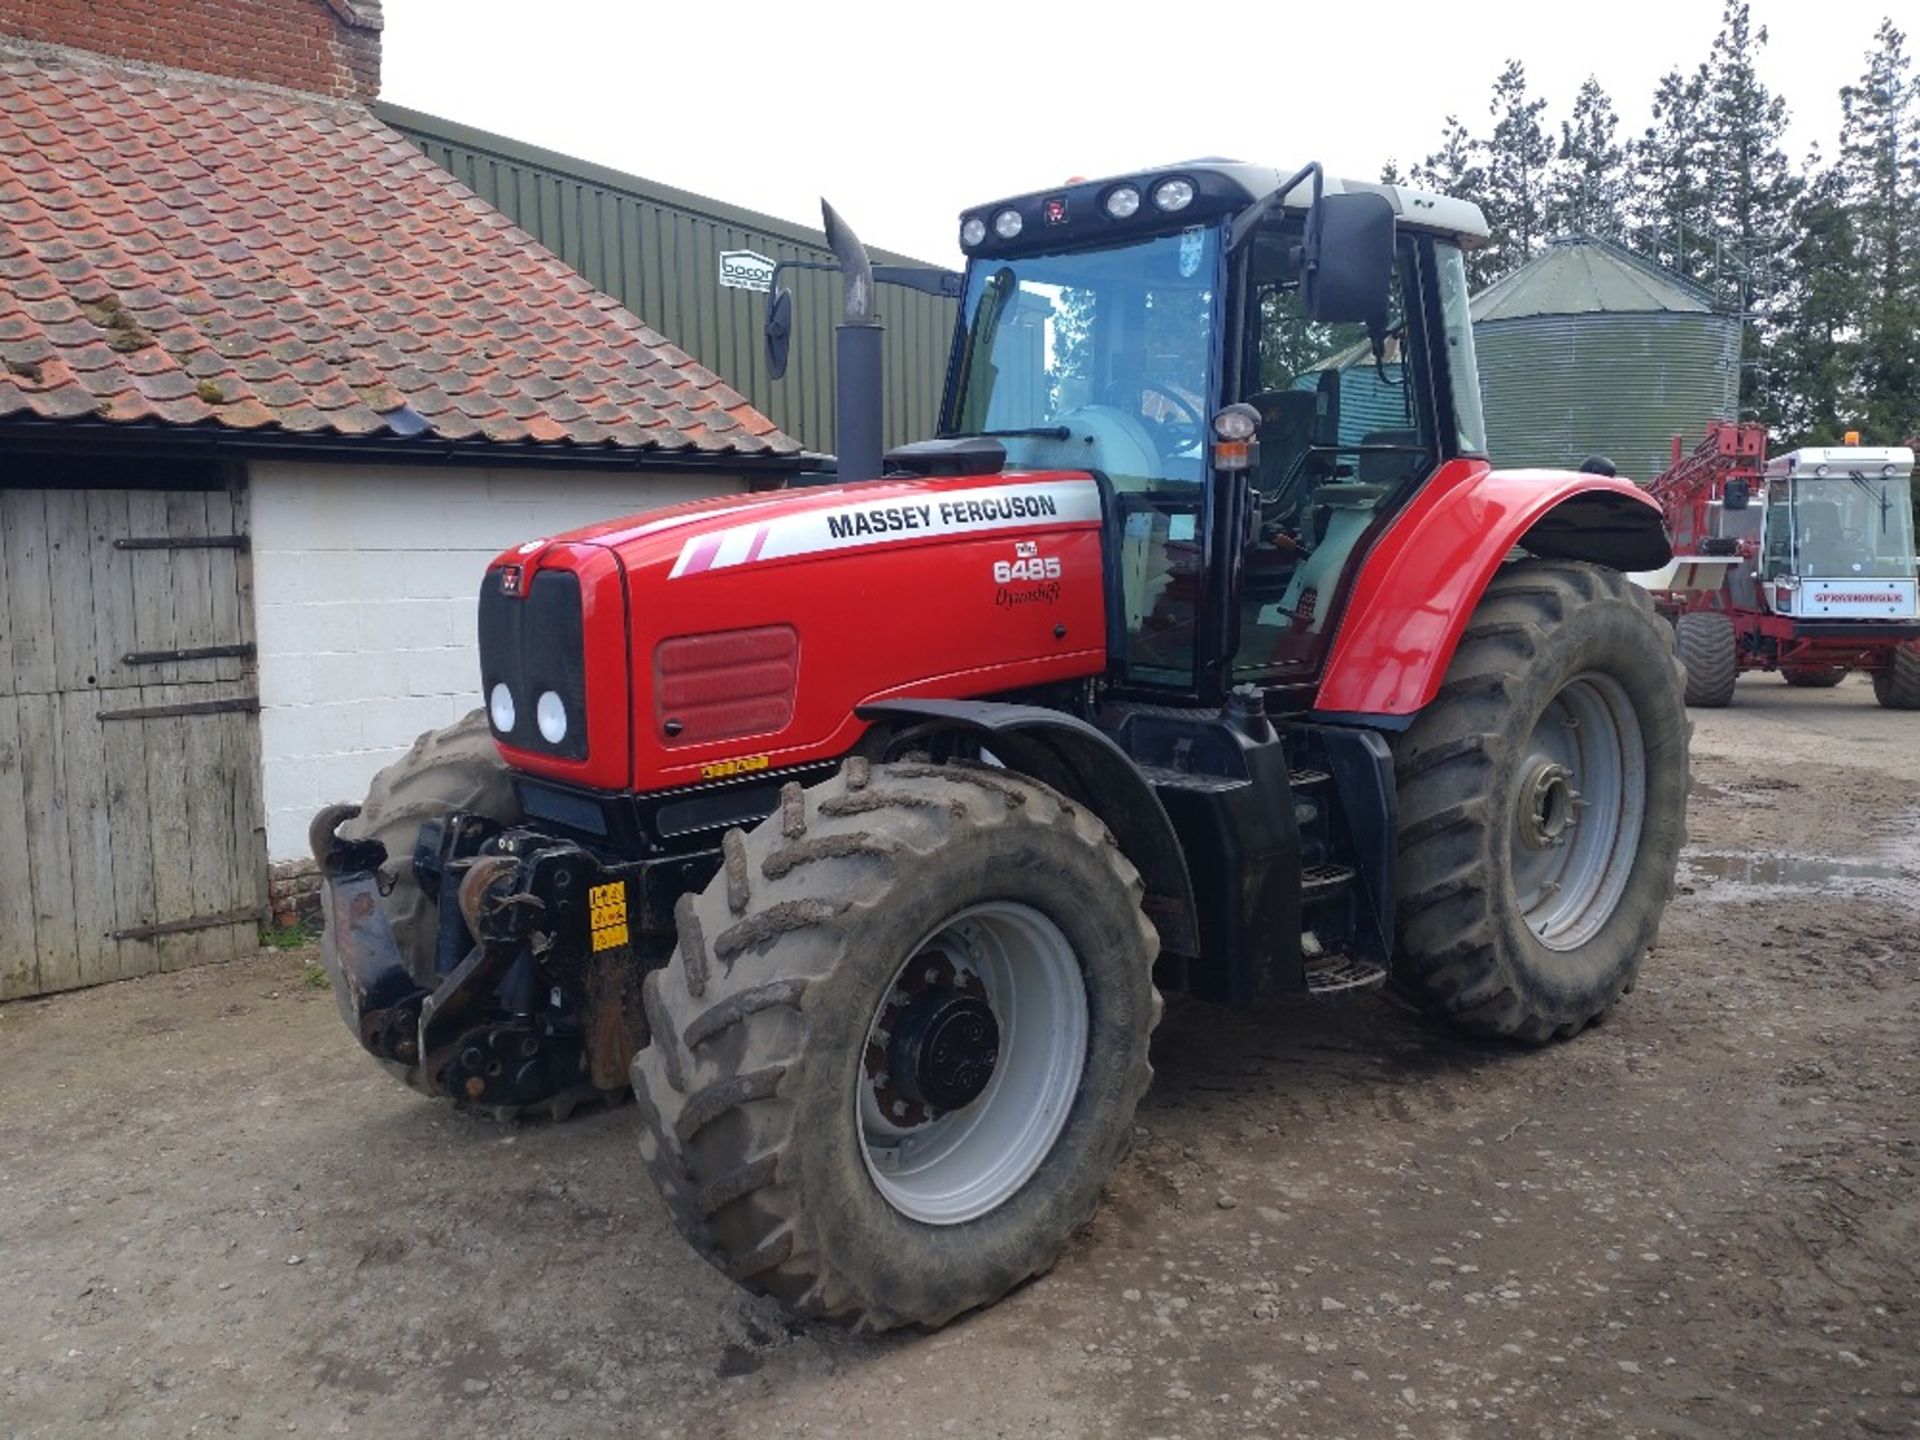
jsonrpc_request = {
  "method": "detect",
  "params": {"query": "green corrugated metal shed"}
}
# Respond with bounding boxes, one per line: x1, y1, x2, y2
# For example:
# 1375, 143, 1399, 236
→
376, 103, 958, 455
1471, 235, 1739, 483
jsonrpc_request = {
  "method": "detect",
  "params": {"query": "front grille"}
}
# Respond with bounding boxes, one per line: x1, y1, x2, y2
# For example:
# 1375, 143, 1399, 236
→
478, 568, 588, 760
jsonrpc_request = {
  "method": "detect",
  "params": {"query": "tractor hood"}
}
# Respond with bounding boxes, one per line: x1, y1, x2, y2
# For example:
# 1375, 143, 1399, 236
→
480, 472, 1110, 793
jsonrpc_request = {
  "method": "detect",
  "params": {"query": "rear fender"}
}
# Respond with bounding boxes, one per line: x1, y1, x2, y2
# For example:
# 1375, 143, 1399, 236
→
1314, 461, 1671, 721
856, 699, 1199, 958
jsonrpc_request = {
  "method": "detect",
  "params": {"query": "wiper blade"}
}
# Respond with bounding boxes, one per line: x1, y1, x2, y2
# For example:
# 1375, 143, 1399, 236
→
949, 426, 1073, 441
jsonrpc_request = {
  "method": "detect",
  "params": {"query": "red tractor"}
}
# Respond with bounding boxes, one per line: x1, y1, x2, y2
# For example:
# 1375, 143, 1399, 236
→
313, 162, 1690, 1330
1639, 420, 1920, 707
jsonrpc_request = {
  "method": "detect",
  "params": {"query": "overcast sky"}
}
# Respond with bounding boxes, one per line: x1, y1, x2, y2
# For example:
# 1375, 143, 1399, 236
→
383, 0, 1902, 266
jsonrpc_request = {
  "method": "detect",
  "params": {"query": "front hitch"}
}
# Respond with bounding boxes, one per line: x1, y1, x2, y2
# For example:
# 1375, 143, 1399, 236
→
311, 803, 429, 1068
311, 804, 662, 1111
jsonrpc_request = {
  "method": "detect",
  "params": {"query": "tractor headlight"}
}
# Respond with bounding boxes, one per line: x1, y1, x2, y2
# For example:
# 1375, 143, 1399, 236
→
1104, 185, 1141, 219
488, 682, 516, 734
1152, 177, 1195, 212
960, 216, 987, 248
535, 690, 568, 745
992, 208, 1023, 240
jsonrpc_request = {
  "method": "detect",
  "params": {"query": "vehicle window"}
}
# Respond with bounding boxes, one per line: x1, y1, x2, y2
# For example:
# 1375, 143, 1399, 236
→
1434, 244, 1487, 455
1232, 224, 1434, 678
947, 227, 1222, 687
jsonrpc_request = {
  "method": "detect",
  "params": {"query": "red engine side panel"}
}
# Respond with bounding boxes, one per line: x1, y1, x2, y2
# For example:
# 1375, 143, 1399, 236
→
493, 472, 1108, 792
1315, 459, 1667, 718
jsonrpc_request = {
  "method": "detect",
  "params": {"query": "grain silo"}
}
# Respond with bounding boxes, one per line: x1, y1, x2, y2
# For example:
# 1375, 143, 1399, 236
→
1472, 236, 1740, 483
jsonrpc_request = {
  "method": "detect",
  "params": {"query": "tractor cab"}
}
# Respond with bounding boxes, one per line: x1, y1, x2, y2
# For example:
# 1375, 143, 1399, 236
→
942, 162, 1490, 702
1757, 444, 1919, 620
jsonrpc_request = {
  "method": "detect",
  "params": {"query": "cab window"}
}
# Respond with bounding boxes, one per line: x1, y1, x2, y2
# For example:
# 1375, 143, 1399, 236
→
1232, 223, 1437, 678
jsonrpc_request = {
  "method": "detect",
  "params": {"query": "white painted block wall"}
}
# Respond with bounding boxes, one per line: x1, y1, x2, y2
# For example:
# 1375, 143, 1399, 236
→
249, 461, 731, 860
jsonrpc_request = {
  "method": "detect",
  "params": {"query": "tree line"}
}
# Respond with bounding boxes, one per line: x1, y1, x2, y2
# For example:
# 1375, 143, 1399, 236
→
1386, 3, 1917, 455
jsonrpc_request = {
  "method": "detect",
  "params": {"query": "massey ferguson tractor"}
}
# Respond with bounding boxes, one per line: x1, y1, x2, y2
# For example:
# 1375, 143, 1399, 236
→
1638, 420, 1920, 707
312, 162, 1691, 1330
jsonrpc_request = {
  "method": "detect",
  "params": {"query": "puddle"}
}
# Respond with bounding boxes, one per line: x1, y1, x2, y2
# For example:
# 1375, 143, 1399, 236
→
1682, 848, 1920, 910
1685, 853, 1908, 886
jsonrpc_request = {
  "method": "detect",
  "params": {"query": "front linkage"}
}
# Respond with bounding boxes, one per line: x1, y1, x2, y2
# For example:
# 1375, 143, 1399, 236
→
309, 806, 709, 1115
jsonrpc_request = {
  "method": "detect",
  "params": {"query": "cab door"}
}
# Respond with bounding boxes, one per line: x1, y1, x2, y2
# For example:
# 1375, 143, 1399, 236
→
1223, 227, 1450, 694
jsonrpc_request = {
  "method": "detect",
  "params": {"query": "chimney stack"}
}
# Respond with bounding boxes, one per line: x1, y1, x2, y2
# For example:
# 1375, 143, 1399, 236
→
0, 0, 383, 100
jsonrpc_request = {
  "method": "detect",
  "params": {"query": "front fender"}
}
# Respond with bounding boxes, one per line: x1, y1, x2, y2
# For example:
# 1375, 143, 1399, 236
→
856, 698, 1200, 959
1315, 460, 1670, 721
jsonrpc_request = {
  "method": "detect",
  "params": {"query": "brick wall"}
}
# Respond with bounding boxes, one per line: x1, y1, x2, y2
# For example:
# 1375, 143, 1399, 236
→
0, 0, 383, 99
247, 461, 734, 862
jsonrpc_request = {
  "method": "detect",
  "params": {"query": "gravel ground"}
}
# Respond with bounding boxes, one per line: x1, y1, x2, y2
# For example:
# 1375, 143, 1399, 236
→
3, 676, 1916, 1439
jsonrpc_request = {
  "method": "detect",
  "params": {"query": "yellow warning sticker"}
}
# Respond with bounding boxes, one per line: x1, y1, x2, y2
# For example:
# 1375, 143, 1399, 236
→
701, 754, 771, 781
588, 880, 630, 953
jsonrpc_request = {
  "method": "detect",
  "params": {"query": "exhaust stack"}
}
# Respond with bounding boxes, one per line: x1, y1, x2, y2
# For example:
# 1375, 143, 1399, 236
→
822, 199, 883, 484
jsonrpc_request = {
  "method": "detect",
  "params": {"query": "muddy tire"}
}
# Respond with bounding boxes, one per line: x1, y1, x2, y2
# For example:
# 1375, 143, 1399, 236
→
338, 709, 519, 983
1674, 611, 1738, 707
1781, 665, 1847, 688
1390, 561, 1689, 1044
632, 759, 1160, 1331
1872, 644, 1920, 710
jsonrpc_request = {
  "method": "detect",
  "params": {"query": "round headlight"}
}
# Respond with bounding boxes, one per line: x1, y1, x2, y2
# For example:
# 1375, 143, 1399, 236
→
1815, 464, 1829, 477
488, 682, 515, 734
1152, 177, 1196, 212
993, 208, 1023, 240
536, 691, 568, 745
1104, 185, 1141, 220
1212, 406, 1259, 442
960, 216, 987, 248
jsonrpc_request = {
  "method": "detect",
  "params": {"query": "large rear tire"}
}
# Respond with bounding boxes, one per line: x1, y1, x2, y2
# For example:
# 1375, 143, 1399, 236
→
1781, 665, 1846, 688
338, 709, 519, 984
1872, 644, 1920, 710
1674, 611, 1738, 707
1391, 561, 1689, 1044
632, 759, 1160, 1330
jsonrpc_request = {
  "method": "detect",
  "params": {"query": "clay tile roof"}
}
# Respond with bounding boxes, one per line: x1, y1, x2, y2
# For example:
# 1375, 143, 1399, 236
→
0, 50, 801, 459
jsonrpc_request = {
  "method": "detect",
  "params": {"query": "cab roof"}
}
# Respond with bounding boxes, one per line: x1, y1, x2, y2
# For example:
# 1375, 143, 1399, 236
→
960, 159, 1489, 257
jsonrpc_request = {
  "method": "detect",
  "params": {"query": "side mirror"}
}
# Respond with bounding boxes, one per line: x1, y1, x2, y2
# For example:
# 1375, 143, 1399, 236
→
765, 287, 793, 381
1302, 191, 1397, 326
1724, 478, 1750, 510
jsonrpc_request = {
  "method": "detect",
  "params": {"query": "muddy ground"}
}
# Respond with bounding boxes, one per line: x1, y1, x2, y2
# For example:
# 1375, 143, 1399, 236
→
3, 677, 1917, 1439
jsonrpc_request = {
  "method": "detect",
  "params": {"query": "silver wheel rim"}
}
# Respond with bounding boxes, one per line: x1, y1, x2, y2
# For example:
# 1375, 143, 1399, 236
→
1509, 671, 1647, 951
858, 902, 1088, 1225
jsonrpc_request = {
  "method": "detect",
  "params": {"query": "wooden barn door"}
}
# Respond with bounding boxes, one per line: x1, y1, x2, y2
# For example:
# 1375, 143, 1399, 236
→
0, 474, 266, 999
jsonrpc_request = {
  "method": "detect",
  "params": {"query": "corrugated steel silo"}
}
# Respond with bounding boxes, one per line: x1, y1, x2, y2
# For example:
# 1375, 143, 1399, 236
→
1471, 236, 1740, 483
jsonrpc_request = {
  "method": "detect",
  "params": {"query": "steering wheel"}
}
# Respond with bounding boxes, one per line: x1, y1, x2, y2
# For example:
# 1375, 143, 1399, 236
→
1101, 380, 1203, 457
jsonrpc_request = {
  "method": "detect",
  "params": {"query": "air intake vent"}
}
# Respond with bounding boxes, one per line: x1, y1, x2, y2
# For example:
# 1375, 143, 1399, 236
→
654, 625, 798, 747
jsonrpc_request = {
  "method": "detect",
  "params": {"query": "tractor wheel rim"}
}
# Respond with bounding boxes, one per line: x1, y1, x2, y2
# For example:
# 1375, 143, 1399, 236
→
1508, 671, 1648, 952
858, 901, 1088, 1225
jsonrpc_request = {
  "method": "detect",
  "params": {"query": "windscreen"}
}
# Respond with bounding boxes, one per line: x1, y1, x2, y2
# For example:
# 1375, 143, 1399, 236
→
1775, 475, 1917, 579
944, 227, 1219, 487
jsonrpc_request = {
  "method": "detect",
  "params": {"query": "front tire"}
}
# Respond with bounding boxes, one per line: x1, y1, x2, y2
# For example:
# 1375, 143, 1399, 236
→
632, 759, 1160, 1330
1391, 562, 1689, 1044
338, 709, 519, 982
1872, 644, 1920, 710
1674, 611, 1738, 707
328, 715, 612, 1119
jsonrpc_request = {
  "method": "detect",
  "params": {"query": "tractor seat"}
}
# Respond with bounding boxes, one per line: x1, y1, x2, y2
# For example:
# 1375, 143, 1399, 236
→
1356, 429, 1425, 488
1247, 389, 1322, 496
